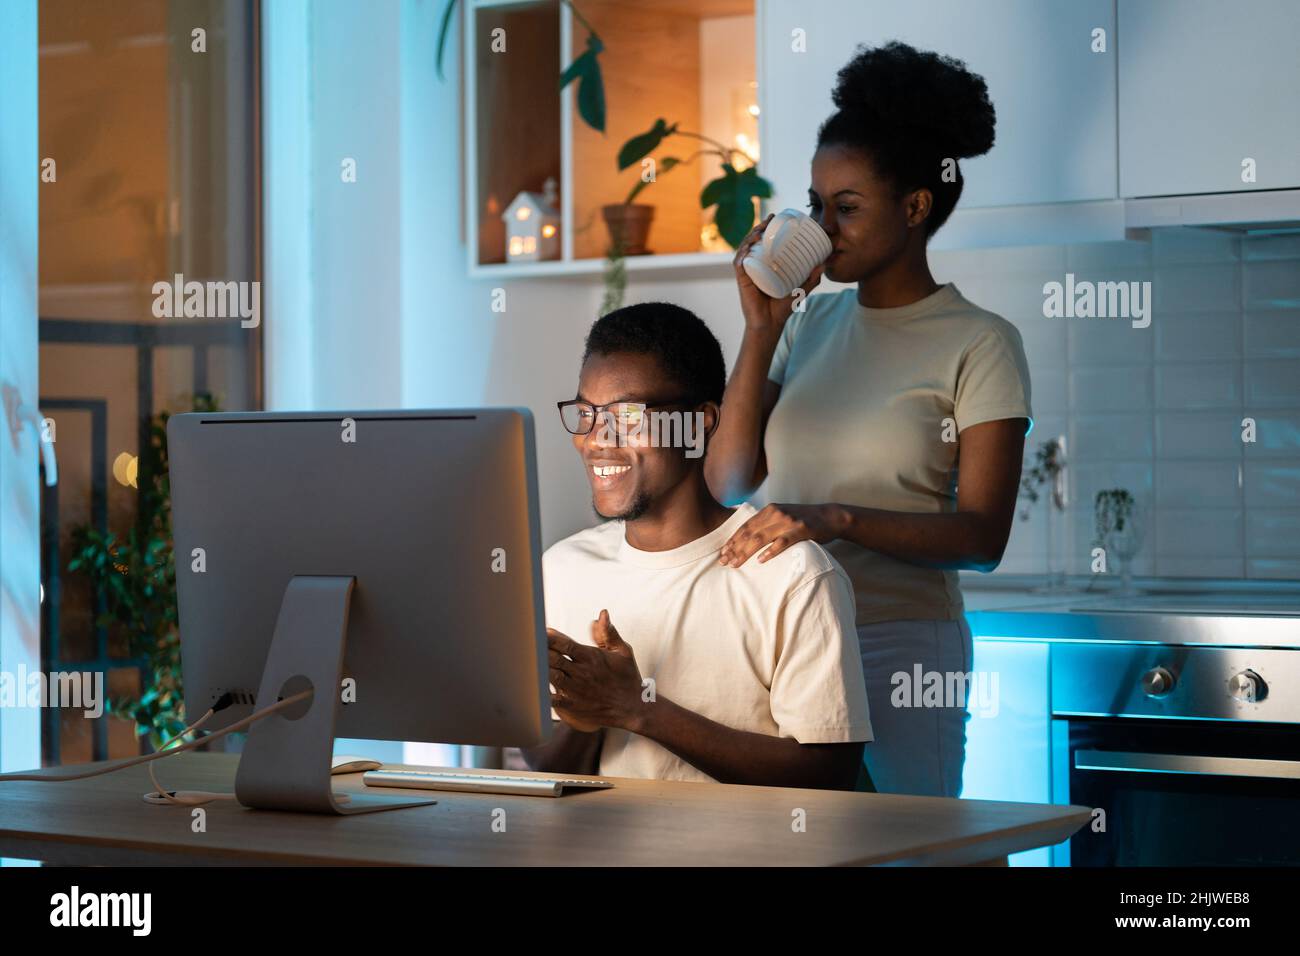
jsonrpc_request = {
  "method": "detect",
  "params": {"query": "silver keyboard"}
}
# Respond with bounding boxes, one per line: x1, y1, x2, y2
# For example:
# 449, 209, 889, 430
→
363, 768, 614, 798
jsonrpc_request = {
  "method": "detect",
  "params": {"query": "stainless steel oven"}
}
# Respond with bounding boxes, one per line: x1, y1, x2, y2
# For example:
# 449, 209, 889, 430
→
1050, 642, 1300, 866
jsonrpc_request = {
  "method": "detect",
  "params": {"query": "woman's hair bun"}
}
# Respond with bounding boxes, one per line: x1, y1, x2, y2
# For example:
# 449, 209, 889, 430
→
831, 40, 995, 159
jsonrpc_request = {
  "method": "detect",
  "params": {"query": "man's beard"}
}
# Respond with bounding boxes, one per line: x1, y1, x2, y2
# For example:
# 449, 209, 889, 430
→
594, 490, 652, 523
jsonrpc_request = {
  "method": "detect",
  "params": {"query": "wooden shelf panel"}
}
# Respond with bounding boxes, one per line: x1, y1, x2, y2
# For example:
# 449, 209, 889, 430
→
570, 1, 705, 260
471, 0, 561, 266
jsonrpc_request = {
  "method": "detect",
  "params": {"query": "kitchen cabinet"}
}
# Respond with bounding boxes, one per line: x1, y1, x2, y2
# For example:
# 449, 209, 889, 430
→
1118, 0, 1300, 197
962, 638, 1053, 866
758, 0, 1118, 212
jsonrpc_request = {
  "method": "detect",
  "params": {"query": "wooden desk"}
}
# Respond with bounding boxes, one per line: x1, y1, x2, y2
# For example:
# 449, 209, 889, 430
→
0, 753, 1090, 866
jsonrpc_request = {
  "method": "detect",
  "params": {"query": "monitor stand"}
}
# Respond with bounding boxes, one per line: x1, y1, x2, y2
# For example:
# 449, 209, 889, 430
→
234, 575, 437, 815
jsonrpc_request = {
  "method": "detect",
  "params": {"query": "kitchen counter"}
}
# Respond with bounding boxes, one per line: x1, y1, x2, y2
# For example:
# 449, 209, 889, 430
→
959, 575, 1300, 647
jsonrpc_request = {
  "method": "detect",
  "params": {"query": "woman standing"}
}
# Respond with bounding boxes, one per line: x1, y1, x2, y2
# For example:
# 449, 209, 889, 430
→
705, 41, 1032, 797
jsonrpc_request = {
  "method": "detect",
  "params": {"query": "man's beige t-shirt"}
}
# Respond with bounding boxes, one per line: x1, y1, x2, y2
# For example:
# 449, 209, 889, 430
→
542, 502, 872, 783
765, 283, 1033, 626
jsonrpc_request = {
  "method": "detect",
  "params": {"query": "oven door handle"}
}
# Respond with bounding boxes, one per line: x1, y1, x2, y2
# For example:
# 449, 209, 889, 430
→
1075, 750, 1300, 781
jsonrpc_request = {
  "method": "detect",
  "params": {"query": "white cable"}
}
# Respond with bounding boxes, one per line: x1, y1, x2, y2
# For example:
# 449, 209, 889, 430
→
144, 707, 239, 807
145, 707, 214, 804
0, 690, 313, 791
142, 789, 236, 807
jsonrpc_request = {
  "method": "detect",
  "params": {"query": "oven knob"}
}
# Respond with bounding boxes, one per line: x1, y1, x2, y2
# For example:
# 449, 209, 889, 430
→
1141, 666, 1175, 698
1229, 670, 1266, 703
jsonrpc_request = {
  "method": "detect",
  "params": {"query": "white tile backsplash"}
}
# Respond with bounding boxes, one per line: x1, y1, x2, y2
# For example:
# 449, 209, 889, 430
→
1243, 460, 1300, 509
1157, 556, 1248, 578
1071, 413, 1154, 459
1068, 314, 1154, 366
1068, 460, 1154, 513
1066, 239, 1153, 272
1156, 460, 1243, 509
930, 246, 988, 277
1246, 510, 1300, 558
1155, 362, 1242, 410
1153, 263, 1242, 313
1248, 412, 1300, 456
979, 244, 1068, 276
1070, 366, 1152, 414
975, 228, 1300, 581
1155, 411, 1246, 459
1245, 359, 1300, 407
1244, 258, 1300, 309
1243, 309, 1300, 358
1156, 508, 1243, 557
1156, 310, 1242, 362
1247, 558, 1300, 579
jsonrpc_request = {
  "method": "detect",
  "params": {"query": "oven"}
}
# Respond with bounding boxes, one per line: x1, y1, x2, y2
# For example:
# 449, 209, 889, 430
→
1050, 642, 1300, 866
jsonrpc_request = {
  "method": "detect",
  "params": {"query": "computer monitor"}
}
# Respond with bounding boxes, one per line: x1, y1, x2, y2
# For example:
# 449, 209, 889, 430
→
167, 408, 550, 814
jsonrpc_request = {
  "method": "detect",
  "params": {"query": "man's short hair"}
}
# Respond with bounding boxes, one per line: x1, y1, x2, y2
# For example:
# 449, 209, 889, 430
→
583, 302, 726, 405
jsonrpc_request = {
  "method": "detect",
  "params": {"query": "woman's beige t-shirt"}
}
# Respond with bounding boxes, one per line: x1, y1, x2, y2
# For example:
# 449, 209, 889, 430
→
764, 283, 1033, 626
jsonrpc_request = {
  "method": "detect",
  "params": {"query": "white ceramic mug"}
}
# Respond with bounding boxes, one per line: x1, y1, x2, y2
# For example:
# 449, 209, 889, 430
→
741, 208, 833, 299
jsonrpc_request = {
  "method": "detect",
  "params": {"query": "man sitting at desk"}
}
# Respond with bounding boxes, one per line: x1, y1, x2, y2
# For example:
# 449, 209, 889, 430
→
523, 302, 871, 790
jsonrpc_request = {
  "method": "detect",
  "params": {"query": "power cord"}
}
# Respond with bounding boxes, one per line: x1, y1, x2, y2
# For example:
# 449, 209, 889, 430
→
143, 705, 231, 807
0, 689, 314, 808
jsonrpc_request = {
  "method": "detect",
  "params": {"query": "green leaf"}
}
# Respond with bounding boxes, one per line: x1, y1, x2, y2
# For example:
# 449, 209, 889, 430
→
62, 391, 212, 746
699, 163, 732, 209
617, 118, 673, 171
701, 165, 774, 248
559, 35, 606, 133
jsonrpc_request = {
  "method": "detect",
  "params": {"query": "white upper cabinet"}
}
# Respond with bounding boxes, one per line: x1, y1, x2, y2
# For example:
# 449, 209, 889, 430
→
1118, 0, 1300, 198
758, 0, 1118, 212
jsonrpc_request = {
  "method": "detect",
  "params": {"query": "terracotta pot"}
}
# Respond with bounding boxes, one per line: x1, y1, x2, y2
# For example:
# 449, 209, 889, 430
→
601, 203, 655, 256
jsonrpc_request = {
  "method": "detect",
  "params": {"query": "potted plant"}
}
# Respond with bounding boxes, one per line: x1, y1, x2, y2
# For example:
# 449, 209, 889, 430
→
1094, 488, 1143, 594
67, 393, 219, 749
605, 117, 771, 256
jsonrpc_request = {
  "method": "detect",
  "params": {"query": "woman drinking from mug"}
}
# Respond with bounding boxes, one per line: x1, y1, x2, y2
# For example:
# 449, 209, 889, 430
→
705, 41, 1032, 797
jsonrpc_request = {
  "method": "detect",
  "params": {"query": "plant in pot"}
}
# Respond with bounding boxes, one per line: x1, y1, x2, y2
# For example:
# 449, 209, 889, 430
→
607, 117, 771, 255
67, 392, 219, 750
1093, 488, 1144, 595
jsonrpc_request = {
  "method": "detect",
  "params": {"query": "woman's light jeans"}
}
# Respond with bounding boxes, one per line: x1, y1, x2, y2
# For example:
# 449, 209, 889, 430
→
857, 617, 974, 798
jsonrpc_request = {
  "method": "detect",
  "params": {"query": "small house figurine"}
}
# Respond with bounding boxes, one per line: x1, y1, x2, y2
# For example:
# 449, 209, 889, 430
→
503, 177, 560, 262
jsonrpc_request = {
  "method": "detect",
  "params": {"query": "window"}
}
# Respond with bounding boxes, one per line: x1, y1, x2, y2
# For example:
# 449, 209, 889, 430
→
38, 0, 261, 764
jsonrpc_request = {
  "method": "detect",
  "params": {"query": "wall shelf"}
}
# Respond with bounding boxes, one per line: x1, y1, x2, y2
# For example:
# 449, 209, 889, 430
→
465, 0, 758, 278
467, 249, 736, 281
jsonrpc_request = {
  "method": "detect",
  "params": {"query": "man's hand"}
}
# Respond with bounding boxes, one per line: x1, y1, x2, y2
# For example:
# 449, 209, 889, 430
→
548, 610, 645, 732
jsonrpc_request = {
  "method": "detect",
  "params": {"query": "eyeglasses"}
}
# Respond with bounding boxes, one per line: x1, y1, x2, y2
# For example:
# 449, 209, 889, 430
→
556, 397, 698, 437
